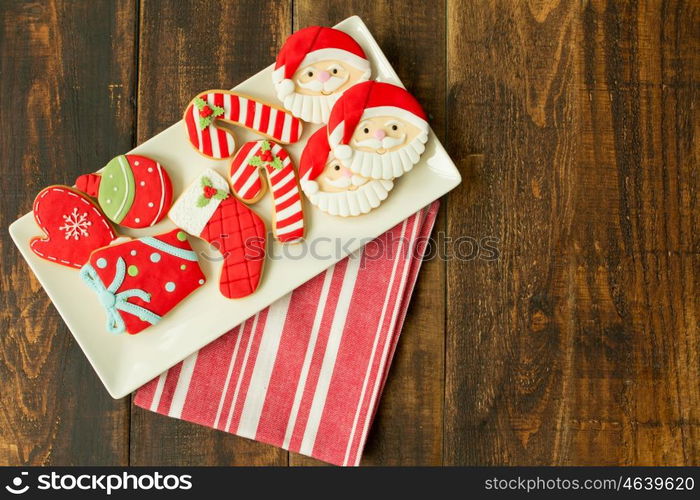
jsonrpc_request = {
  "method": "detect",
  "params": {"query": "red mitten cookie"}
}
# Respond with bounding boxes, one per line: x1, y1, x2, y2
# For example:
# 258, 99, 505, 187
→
230, 140, 305, 243
169, 169, 266, 299
80, 229, 206, 335
75, 154, 173, 228
30, 186, 117, 269
183, 90, 304, 160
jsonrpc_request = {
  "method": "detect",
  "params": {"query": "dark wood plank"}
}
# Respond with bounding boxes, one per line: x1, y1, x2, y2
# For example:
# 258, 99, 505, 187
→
446, 0, 698, 465
0, 0, 137, 465
291, 1, 447, 466
129, 0, 292, 466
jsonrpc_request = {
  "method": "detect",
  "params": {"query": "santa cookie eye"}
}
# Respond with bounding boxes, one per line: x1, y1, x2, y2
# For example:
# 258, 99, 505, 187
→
391, 125, 398, 131
334, 164, 341, 171
363, 128, 369, 134
307, 70, 314, 77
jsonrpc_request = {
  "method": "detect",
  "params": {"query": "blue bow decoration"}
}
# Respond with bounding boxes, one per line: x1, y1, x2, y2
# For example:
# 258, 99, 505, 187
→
80, 257, 162, 334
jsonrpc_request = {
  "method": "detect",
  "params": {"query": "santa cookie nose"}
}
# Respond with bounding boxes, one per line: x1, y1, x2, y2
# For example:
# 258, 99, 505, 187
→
373, 129, 386, 140
317, 70, 331, 82
340, 166, 353, 178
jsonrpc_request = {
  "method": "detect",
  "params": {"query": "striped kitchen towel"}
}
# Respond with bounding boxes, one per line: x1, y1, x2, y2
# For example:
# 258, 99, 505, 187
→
134, 201, 439, 465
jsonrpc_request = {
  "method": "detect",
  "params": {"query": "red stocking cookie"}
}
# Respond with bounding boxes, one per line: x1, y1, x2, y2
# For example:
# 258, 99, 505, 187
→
183, 90, 304, 160
75, 154, 173, 228
30, 186, 117, 269
168, 169, 266, 299
229, 140, 305, 243
80, 229, 206, 335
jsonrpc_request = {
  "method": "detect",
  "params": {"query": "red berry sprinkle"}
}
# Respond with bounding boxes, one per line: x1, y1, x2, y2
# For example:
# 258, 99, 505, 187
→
200, 105, 213, 118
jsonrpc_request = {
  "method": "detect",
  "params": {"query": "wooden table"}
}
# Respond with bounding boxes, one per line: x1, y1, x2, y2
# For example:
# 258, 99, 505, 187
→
1, 0, 697, 466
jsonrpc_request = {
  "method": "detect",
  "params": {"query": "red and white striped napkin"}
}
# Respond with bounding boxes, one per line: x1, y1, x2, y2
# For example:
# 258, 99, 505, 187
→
134, 201, 439, 466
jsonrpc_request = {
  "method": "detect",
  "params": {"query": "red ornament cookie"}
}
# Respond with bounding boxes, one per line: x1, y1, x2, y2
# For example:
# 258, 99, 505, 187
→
168, 169, 266, 299
183, 90, 304, 160
75, 154, 173, 228
30, 186, 117, 269
80, 229, 206, 335
230, 140, 305, 243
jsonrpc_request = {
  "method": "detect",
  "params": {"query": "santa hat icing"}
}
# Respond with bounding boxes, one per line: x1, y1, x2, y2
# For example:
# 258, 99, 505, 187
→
298, 128, 332, 194
272, 26, 371, 101
327, 81, 429, 163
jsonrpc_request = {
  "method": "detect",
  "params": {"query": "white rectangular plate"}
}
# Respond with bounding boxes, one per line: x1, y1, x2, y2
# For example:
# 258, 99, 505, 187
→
9, 16, 461, 398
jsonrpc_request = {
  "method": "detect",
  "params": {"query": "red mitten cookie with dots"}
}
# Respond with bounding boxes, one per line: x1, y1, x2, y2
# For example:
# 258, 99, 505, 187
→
80, 229, 206, 335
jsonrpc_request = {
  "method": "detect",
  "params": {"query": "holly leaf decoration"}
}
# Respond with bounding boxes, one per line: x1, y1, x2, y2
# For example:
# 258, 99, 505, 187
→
249, 156, 264, 167
271, 156, 284, 170
197, 177, 229, 207
249, 140, 285, 170
194, 97, 225, 129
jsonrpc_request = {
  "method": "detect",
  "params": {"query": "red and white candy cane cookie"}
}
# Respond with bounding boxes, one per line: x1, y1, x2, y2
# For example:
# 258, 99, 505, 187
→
30, 186, 117, 269
229, 140, 305, 243
183, 90, 304, 160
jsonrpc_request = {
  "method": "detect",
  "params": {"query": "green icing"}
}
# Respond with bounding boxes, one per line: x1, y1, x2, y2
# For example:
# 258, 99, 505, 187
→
98, 155, 135, 223
127, 264, 139, 276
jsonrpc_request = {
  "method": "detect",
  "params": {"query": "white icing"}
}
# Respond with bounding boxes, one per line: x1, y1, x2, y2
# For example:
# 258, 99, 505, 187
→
302, 178, 394, 217
340, 130, 428, 180
168, 168, 230, 236
59, 207, 92, 240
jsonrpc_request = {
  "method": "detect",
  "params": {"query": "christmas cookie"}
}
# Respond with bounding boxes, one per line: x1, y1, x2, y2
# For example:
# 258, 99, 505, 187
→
75, 154, 173, 229
80, 229, 206, 335
272, 26, 371, 124
183, 91, 304, 160
168, 169, 266, 299
30, 186, 117, 269
328, 81, 429, 180
300, 128, 393, 217
229, 140, 304, 243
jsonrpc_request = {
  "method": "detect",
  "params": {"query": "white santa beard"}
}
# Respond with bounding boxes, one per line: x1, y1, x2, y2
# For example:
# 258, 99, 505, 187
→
302, 178, 394, 217
343, 131, 429, 180
283, 92, 338, 124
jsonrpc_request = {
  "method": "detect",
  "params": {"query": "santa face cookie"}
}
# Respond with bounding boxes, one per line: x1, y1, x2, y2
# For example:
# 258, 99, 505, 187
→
328, 81, 429, 180
80, 229, 206, 335
273, 26, 371, 124
30, 186, 117, 269
300, 128, 393, 217
75, 154, 173, 228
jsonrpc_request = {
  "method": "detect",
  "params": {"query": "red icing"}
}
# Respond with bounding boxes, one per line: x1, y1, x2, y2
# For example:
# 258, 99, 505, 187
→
117, 155, 174, 228
30, 186, 116, 269
86, 229, 205, 334
199, 196, 266, 299
203, 185, 217, 199
200, 105, 213, 118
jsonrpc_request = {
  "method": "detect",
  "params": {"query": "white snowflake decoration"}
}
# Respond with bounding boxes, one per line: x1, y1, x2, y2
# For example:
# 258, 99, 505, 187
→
59, 207, 92, 240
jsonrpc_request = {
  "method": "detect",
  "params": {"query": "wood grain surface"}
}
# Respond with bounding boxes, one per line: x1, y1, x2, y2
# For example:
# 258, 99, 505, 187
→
1, 0, 697, 466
